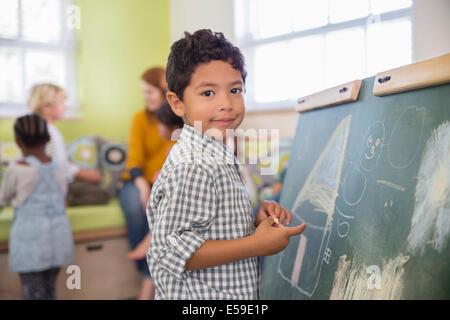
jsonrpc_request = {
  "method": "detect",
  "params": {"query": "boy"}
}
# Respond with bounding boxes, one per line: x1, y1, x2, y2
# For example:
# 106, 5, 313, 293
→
147, 29, 306, 299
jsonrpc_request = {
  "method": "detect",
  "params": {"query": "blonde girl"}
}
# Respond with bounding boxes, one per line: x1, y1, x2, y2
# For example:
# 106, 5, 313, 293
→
28, 84, 101, 196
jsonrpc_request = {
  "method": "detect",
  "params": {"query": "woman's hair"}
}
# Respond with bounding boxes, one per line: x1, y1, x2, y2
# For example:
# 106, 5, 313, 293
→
156, 102, 184, 128
27, 83, 67, 113
14, 113, 50, 147
141, 67, 167, 97
166, 29, 247, 101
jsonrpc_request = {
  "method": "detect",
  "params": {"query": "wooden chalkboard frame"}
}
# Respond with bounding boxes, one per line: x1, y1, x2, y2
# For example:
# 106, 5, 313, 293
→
373, 53, 450, 96
296, 80, 362, 113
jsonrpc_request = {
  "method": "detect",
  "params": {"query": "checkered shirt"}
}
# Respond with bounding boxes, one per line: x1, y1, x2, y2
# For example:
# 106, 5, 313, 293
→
146, 124, 259, 299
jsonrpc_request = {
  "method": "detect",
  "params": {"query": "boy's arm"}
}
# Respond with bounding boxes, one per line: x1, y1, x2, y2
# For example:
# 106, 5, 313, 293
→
151, 164, 306, 275
185, 237, 255, 270
150, 164, 218, 278
185, 217, 306, 271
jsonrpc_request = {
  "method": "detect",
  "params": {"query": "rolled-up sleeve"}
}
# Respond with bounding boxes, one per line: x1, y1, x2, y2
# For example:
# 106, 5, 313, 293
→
151, 164, 217, 279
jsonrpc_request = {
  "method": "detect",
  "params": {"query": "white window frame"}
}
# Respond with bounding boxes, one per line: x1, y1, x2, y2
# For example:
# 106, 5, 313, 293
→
0, 0, 79, 118
235, 0, 415, 111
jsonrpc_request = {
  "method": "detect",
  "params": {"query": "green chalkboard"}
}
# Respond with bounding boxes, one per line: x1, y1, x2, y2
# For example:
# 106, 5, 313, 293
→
260, 76, 450, 300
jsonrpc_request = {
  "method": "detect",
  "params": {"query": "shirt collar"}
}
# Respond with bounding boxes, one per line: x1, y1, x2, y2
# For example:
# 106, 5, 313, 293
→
179, 124, 238, 165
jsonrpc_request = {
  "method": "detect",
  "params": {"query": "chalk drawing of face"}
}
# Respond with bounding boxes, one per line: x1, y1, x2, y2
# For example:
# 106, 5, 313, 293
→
365, 135, 381, 159
388, 106, 425, 169
407, 121, 450, 254
361, 121, 385, 172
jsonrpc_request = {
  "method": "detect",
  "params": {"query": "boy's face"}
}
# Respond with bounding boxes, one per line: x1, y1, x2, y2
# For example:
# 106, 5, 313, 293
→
167, 60, 245, 142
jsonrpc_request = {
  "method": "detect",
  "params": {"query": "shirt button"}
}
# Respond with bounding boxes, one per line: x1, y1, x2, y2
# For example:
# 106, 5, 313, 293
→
169, 236, 177, 246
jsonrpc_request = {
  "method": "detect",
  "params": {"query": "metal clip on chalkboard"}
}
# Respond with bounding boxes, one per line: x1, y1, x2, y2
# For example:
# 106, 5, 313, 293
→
296, 80, 362, 113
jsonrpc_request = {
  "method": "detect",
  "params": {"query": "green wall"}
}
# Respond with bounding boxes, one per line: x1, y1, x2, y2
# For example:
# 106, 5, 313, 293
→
0, 0, 170, 143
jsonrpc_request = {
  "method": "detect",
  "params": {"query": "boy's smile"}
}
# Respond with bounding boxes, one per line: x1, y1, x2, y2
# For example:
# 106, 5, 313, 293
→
167, 60, 245, 142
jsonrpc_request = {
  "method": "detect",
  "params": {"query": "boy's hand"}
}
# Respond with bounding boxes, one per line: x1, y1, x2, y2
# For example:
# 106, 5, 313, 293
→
252, 217, 306, 256
255, 200, 292, 227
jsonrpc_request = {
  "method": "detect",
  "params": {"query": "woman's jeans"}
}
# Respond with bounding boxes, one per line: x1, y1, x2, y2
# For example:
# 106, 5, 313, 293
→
119, 180, 151, 278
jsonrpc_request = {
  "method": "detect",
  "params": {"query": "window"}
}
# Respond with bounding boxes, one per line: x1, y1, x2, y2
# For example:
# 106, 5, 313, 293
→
0, 0, 79, 118
234, 0, 414, 111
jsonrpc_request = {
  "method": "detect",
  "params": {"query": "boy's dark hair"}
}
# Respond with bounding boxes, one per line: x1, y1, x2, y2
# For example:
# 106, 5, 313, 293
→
157, 102, 184, 128
14, 113, 50, 147
166, 29, 247, 100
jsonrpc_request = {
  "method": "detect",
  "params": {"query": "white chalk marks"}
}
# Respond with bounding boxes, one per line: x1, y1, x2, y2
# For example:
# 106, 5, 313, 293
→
376, 180, 406, 192
343, 162, 367, 206
275, 104, 448, 299
340, 121, 386, 210
278, 115, 351, 297
336, 207, 354, 238
330, 120, 449, 300
407, 121, 450, 254
291, 235, 307, 286
330, 254, 409, 300
361, 121, 385, 172
388, 106, 426, 169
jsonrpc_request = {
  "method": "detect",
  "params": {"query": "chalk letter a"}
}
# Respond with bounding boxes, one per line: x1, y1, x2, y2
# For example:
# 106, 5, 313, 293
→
66, 265, 81, 290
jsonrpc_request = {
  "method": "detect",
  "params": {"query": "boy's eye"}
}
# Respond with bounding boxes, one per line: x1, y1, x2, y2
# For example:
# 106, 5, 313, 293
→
231, 88, 242, 94
201, 90, 214, 97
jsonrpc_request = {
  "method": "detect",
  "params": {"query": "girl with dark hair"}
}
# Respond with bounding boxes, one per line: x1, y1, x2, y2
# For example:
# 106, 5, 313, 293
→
0, 114, 74, 300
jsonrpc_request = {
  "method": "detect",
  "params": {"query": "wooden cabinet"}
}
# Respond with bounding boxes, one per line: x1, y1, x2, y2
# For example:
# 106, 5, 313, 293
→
0, 228, 142, 300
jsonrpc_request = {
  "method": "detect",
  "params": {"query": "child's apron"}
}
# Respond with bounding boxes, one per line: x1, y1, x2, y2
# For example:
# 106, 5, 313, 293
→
8, 155, 74, 273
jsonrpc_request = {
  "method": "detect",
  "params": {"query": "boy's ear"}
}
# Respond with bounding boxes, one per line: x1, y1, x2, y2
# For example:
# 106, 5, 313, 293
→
166, 91, 185, 118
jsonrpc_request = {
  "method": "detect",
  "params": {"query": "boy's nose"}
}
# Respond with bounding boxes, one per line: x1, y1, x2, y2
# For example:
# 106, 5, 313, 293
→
218, 104, 232, 111
217, 94, 232, 111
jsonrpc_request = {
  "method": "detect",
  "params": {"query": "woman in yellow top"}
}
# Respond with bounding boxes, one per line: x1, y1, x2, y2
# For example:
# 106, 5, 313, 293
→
119, 67, 174, 300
